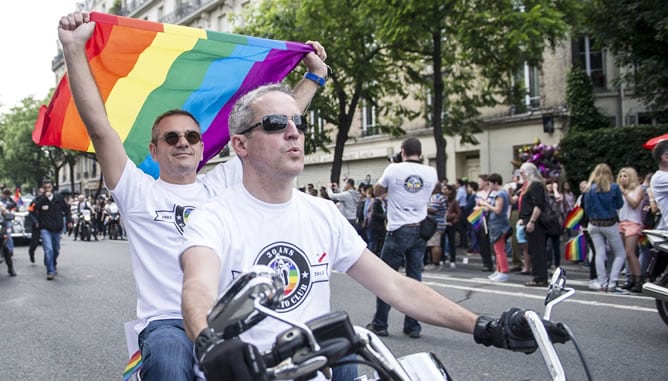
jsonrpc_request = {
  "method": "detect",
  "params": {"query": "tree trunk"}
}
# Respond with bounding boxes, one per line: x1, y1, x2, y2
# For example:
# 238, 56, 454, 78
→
431, 30, 448, 181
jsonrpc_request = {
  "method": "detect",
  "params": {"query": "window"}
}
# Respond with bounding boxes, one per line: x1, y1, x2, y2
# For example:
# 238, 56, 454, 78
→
426, 88, 447, 125
304, 109, 325, 153
513, 63, 541, 110
573, 36, 606, 89
361, 100, 378, 136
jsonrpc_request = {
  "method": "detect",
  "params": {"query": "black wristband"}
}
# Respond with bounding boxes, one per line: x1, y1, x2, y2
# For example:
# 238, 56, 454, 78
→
473, 315, 495, 346
195, 327, 217, 361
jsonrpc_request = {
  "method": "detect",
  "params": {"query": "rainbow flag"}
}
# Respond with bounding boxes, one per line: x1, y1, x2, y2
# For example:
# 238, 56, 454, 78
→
13, 187, 23, 208
639, 234, 650, 247
122, 350, 142, 381
565, 232, 586, 261
467, 208, 483, 228
34, 12, 312, 178
563, 206, 583, 229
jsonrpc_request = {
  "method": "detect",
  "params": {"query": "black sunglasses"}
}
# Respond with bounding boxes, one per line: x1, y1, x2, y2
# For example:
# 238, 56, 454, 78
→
160, 130, 202, 146
239, 114, 306, 135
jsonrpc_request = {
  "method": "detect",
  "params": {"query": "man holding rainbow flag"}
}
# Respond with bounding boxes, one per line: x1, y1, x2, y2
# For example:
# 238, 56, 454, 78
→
54, 11, 327, 381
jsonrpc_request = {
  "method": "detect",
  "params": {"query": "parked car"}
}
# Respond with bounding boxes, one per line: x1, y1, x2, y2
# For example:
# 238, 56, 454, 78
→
11, 196, 35, 245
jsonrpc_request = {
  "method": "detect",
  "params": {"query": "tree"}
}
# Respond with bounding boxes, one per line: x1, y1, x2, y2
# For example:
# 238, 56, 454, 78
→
368, 0, 579, 180
584, 0, 668, 114
565, 67, 610, 131
236, 0, 416, 183
0, 96, 84, 191
0, 97, 51, 188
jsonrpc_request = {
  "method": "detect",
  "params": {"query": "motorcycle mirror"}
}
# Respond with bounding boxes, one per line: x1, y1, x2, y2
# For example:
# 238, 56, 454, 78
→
207, 265, 285, 339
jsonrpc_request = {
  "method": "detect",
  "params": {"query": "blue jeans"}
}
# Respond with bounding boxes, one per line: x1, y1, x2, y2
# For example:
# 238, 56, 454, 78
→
332, 354, 358, 380
372, 225, 425, 334
40, 229, 61, 275
138, 319, 195, 381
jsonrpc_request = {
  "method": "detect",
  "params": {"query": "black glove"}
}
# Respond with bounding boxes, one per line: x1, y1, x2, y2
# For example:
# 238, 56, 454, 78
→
473, 307, 570, 354
196, 328, 267, 381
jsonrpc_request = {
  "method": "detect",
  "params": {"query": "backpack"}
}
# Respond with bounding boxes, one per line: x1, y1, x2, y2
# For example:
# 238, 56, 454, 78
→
539, 192, 564, 235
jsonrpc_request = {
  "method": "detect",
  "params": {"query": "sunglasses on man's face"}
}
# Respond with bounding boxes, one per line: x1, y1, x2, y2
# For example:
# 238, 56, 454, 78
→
160, 130, 202, 146
239, 114, 307, 135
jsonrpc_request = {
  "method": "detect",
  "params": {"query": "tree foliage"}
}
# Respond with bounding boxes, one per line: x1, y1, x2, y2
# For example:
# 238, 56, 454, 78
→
236, 0, 414, 183
237, 0, 578, 181
565, 67, 610, 131
559, 124, 668, 185
0, 96, 82, 191
584, 0, 668, 114
360, 0, 580, 179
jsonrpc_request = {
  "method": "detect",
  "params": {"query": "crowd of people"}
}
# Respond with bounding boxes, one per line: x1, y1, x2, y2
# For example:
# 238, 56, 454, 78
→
316, 153, 663, 297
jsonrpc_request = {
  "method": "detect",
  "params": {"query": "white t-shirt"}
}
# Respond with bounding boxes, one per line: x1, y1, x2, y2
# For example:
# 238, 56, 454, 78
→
110, 157, 243, 334
618, 187, 643, 224
180, 185, 366, 353
377, 162, 438, 231
651, 170, 668, 230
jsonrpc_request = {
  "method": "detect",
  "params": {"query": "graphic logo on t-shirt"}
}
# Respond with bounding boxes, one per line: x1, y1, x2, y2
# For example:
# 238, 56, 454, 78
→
254, 242, 327, 312
154, 204, 196, 234
403, 175, 425, 193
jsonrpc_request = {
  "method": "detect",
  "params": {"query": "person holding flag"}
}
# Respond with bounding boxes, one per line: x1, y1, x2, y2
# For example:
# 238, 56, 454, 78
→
58, 11, 328, 381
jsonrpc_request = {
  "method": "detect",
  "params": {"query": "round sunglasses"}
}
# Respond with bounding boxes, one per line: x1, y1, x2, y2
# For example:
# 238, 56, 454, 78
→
238, 114, 306, 135
159, 130, 202, 146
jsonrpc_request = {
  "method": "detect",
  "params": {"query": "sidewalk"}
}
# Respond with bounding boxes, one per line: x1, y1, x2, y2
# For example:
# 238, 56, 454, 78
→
423, 246, 596, 291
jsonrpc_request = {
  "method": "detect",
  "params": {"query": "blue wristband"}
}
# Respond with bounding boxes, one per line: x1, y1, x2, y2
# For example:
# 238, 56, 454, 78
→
304, 72, 327, 87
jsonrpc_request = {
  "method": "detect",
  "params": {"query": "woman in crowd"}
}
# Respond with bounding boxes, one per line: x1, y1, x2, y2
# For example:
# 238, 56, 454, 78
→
518, 162, 548, 287
544, 179, 564, 269
561, 181, 576, 238
444, 184, 461, 268
479, 173, 512, 282
426, 183, 447, 270
584, 163, 627, 294
616, 167, 644, 292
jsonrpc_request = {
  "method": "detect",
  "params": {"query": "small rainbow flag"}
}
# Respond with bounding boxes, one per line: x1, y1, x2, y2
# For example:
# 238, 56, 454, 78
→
122, 350, 142, 381
13, 187, 23, 208
467, 208, 483, 228
639, 234, 650, 247
563, 206, 583, 229
34, 12, 311, 178
565, 232, 586, 261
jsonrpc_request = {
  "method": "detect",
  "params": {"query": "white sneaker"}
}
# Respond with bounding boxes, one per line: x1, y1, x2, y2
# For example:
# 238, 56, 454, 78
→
491, 272, 509, 282
588, 279, 601, 290
424, 264, 437, 271
449, 262, 456, 269
488, 271, 499, 280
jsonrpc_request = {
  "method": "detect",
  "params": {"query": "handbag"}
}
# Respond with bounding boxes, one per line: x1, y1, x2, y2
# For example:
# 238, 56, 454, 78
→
419, 215, 438, 240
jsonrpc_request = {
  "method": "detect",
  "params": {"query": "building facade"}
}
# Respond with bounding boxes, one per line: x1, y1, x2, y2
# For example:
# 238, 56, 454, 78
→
52, 0, 651, 190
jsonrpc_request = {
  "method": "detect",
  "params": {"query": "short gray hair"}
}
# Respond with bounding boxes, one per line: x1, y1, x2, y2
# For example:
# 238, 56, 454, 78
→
228, 83, 295, 135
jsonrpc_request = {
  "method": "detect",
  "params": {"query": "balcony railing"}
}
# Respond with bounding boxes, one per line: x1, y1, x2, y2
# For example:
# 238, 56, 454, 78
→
160, 0, 219, 24
121, 0, 153, 16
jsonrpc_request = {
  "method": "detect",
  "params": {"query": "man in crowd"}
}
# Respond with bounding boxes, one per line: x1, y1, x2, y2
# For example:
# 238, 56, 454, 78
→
179, 83, 568, 381
32, 179, 72, 280
651, 140, 668, 229
367, 137, 438, 339
327, 178, 361, 229
58, 11, 327, 380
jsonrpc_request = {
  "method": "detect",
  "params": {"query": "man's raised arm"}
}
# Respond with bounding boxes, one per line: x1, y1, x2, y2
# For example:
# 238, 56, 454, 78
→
59, 12, 128, 189
293, 41, 328, 113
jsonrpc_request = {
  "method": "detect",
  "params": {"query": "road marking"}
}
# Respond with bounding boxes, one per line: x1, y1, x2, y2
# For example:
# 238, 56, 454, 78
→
422, 274, 658, 313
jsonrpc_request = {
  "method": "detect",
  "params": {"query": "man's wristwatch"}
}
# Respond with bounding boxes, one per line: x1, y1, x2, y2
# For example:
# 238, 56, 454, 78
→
195, 327, 217, 360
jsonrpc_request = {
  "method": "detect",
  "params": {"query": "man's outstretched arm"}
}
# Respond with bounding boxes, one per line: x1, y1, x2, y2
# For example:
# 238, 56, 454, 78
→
59, 12, 128, 189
